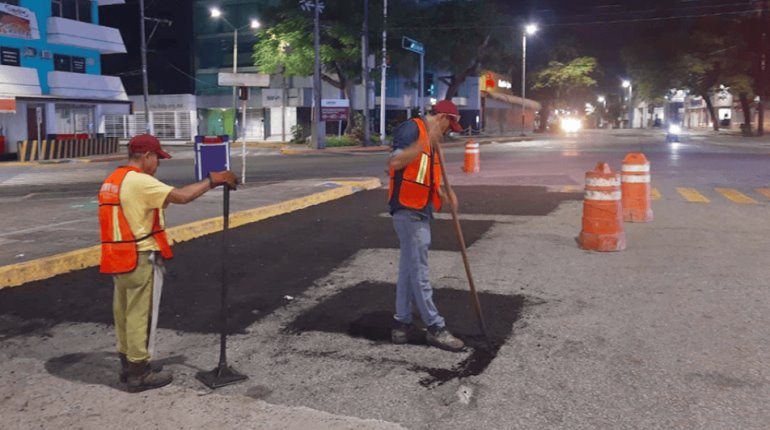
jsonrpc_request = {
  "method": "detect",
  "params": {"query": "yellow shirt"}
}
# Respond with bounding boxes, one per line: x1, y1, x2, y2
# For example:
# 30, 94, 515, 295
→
119, 171, 174, 251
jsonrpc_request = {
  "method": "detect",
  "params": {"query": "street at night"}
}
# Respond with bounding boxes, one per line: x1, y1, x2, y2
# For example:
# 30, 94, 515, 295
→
2, 129, 770, 428
2, 0, 770, 428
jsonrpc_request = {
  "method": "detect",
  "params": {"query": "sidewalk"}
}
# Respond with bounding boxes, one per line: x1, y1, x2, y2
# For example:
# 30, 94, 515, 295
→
0, 177, 381, 288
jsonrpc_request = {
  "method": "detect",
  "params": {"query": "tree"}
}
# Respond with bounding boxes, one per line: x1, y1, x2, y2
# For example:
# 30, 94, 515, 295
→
530, 56, 599, 132
252, 2, 364, 134
386, 0, 517, 100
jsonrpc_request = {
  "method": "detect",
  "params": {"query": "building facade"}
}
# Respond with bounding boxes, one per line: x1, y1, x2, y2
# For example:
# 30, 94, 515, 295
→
0, 0, 129, 156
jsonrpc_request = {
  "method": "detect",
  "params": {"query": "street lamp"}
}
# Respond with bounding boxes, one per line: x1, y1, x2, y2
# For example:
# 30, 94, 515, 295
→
209, 7, 259, 184
521, 24, 538, 136
209, 7, 260, 138
622, 80, 632, 128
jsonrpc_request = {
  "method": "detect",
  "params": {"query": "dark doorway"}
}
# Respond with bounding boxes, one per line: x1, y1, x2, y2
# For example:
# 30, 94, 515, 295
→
26, 105, 46, 141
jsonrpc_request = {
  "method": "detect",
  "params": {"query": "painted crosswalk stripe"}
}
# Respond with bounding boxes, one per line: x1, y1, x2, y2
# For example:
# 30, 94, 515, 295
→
676, 187, 710, 203
755, 188, 770, 200
715, 188, 758, 204
651, 188, 661, 200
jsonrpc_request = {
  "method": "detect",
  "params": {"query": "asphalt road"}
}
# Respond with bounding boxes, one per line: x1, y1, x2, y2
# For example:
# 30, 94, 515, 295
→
1, 129, 769, 429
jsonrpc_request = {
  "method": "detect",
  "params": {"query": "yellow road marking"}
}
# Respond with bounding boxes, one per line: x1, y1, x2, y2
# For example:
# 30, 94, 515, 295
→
561, 185, 582, 193
715, 188, 758, 204
755, 188, 770, 200
0, 178, 381, 289
651, 188, 661, 200
676, 187, 710, 203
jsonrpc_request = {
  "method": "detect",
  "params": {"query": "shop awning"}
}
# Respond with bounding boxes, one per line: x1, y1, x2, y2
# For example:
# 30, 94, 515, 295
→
483, 91, 541, 111
0, 97, 15, 113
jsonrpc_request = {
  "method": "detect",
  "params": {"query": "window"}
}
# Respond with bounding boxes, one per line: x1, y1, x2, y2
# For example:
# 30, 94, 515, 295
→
51, 0, 92, 23
0, 46, 20, 66
55, 105, 94, 135
53, 54, 87, 73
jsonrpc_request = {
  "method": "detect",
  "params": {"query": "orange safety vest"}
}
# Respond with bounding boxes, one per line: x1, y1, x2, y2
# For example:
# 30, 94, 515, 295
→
388, 118, 442, 211
98, 166, 173, 274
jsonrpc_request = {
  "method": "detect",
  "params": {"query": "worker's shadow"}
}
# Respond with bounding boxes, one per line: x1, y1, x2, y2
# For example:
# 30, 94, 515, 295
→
45, 352, 187, 390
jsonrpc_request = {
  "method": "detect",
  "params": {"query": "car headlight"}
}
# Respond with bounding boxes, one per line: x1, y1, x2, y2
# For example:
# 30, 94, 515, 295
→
560, 118, 581, 133
668, 124, 681, 134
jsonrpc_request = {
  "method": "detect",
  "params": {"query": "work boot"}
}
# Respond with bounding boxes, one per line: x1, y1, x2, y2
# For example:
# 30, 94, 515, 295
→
391, 321, 412, 344
426, 325, 465, 352
118, 353, 164, 384
126, 361, 172, 393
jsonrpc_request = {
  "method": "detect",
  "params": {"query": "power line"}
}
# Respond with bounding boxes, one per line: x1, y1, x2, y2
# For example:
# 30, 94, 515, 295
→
391, 7, 768, 31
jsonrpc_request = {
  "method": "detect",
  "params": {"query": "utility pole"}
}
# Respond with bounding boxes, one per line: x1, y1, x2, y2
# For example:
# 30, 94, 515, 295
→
362, 0, 370, 146
139, 0, 150, 133
311, 0, 325, 149
758, 0, 768, 136
379, 0, 387, 141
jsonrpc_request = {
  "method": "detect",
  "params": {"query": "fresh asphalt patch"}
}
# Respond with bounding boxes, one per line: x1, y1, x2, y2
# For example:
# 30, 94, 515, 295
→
285, 281, 525, 387
0, 186, 578, 379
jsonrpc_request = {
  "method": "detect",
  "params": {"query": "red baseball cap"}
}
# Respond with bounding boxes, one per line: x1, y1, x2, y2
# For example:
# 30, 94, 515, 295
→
432, 100, 464, 133
128, 134, 171, 159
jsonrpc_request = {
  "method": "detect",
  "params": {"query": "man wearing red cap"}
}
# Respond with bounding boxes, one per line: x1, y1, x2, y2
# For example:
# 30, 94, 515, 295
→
387, 100, 465, 352
98, 134, 237, 392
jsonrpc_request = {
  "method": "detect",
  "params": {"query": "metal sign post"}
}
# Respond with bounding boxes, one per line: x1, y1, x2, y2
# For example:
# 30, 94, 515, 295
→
35, 106, 41, 160
401, 36, 425, 116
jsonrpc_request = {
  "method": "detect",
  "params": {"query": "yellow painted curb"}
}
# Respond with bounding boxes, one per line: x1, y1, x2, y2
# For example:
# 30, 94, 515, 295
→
0, 178, 381, 289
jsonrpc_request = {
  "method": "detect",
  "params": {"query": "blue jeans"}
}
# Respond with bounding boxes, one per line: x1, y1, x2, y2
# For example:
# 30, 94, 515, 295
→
392, 210, 445, 328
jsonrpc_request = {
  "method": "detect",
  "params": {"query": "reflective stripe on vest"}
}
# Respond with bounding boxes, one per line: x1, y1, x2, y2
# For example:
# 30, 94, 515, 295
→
98, 166, 173, 274
388, 118, 442, 211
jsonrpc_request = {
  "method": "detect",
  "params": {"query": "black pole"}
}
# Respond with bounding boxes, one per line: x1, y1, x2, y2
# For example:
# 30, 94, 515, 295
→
196, 186, 247, 389
218, 186, 230, 366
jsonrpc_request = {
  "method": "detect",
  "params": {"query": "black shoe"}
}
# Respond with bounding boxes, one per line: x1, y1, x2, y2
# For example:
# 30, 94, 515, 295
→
391, 322, 412, 344
119, 353, 163, 383
126, 361, 173, 393
426, 325, 465, 352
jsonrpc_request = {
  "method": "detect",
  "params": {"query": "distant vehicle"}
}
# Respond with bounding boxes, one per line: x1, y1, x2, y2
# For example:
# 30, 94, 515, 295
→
559, 117, 582, 134
666, 122, 682, 142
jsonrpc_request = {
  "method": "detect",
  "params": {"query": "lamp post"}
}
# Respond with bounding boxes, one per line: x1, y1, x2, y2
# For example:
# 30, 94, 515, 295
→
521, 24, 538, 136
210, 7, 260, 140
622, 80, 632, 128
598, 96, 606, 127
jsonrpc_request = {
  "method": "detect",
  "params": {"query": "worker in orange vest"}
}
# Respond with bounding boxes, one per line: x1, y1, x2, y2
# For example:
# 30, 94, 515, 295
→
387, 100, 465, 352
98, 134, 237, 393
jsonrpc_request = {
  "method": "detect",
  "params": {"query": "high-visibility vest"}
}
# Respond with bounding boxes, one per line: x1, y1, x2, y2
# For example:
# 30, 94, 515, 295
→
388, 118, 442, 211
98, 166, 173, 274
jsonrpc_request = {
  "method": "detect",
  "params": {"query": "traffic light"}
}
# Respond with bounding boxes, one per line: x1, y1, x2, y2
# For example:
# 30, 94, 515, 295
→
238, 86, 249, 100
423, 73, 434, 96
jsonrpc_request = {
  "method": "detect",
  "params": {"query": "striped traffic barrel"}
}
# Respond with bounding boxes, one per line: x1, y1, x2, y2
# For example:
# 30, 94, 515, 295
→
578, 162, 626, 252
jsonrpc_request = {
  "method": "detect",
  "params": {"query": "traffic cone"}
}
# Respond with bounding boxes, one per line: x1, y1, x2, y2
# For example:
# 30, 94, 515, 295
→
462, 139, 480, 173
621, 153, 653, 222
578, 162, 626, 252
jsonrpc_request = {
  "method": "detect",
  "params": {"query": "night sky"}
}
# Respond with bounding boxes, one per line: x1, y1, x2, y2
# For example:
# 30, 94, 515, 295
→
100, 0, 194, 95
100, 0, 761, 97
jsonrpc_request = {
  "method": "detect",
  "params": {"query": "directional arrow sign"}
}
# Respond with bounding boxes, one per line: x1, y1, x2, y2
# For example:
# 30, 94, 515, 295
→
401, 36, 424, 55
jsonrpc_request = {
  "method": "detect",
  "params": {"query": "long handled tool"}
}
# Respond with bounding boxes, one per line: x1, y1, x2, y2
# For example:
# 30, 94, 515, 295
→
433, 142, 490, 343
196, 186, 248, 389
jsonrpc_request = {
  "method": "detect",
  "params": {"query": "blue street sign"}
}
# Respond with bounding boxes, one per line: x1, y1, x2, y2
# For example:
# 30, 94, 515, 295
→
401, 36, 424, 55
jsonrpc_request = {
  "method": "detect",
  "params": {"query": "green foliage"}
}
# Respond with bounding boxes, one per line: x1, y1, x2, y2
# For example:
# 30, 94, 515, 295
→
532, 57, 599, 108
290, 124, 307, 144
325, 135, 359, 147
252, 19, 315, 76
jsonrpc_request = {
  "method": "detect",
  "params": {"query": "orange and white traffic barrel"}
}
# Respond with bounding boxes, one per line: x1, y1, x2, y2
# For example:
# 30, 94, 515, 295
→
578, 162, 626, 252
462, 139, 480, 173
621, 153, 653, 222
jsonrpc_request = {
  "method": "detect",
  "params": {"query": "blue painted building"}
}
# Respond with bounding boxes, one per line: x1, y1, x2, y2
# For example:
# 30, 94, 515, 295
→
0, 0, 128, 155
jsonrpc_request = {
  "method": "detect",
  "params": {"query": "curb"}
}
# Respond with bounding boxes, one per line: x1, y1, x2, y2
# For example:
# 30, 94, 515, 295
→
0, 178, 381, 289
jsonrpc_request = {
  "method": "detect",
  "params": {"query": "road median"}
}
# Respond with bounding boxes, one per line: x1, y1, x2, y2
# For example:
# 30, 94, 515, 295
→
0, 177, 381, 289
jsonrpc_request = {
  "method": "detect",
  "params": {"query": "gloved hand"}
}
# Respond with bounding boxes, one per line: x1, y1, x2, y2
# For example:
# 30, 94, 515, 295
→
208, 170, 239, 190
